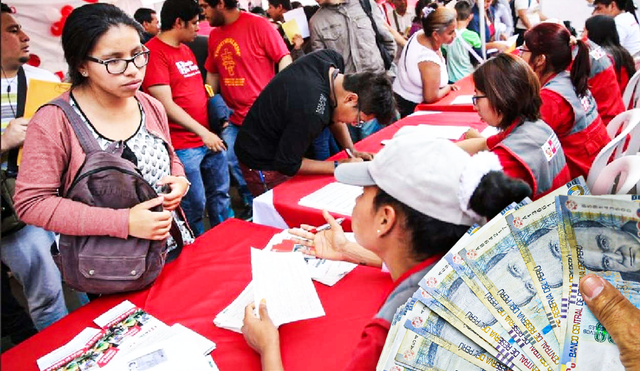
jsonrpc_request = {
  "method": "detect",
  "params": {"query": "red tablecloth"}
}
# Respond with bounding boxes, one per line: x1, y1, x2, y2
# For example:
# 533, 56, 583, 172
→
271, 111, 486, 231
1, 219, 393, 371
415, 74, 475, 113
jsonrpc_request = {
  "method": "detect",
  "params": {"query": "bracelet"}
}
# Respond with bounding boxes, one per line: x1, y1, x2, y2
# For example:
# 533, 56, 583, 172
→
334, 160, 339, 169
178, 176, 191, 196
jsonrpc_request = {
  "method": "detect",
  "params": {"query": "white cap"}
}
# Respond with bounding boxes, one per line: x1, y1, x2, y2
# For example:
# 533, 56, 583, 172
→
334, 136, 502, 226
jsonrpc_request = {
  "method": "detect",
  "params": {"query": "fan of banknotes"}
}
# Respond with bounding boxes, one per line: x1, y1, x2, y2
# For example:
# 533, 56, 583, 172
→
377, 177, 640, 371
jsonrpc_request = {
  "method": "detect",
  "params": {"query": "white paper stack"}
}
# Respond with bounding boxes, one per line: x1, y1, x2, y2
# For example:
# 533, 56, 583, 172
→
298, 182, 363, 216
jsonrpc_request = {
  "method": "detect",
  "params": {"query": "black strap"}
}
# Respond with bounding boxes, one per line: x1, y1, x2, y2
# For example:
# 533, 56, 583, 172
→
165, 220, 183, 263
6, 67, 27, 177
359, 0, 391, 68
48, 97, 103, 154
392, 11, 401, 34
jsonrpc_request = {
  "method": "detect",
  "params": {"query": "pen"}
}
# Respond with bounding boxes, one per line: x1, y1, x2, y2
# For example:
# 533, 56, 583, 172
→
345, 148, 355, 158
310, 218, 345, 234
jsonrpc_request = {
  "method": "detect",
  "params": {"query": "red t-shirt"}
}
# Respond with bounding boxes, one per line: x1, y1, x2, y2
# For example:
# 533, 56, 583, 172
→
143, 37, 208, 150
204, 12, 289, 126
588, 64, 625, 126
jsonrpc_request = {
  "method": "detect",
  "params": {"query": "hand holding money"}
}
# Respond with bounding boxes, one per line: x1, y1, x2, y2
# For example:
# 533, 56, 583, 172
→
580, 274, 640, 371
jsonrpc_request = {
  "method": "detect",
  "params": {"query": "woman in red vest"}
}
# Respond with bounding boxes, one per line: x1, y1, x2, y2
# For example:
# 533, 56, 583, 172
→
520, 22, 611, 179
459, 53, 571, 200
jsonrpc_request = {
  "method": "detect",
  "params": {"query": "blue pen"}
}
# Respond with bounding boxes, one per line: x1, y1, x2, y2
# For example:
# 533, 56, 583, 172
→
258, 170, 269, 192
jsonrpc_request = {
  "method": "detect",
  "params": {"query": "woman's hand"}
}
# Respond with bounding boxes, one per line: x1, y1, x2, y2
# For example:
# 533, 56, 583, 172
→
352, 150, 374, 161
288, 210, 351, 261
128, 196, 172, 240
157, 176, 189, 211
449, 84, 460, 92
242, 300, 284, 370
464, 128, 483, 140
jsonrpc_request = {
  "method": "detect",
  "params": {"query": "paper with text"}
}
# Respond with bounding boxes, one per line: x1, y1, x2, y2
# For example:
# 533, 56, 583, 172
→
298, 182, 363, 216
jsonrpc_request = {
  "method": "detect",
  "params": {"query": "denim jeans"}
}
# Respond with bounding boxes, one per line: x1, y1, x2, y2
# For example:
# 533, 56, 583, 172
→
221, 123, 253, 206
348, 118, 384, 143
176, 146, 232, 236
311, 127, 341, 160
1, 225, 67, 330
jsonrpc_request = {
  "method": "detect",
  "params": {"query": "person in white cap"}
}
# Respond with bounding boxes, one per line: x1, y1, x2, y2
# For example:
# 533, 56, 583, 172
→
240, 135, 531, 371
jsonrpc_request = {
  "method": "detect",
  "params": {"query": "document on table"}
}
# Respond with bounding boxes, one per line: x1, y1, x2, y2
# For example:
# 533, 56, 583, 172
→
298, 182, 363, 216
213, 281, 255, 333
449, 95, 474, 105
393, 124, 470, 140
282, 8, 309, 38
251, 248, 325, 327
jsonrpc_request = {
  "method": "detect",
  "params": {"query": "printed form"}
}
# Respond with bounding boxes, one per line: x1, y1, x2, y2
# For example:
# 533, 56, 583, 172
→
298, 182, 363, 216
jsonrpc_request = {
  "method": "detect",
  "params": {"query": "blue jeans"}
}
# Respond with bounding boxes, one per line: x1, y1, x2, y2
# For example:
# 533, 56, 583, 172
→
176, 146, 232, 236
1, 225, 68, 330
348, 118, 384, 143
221, 123, 253, 206
311, 127, 341, 160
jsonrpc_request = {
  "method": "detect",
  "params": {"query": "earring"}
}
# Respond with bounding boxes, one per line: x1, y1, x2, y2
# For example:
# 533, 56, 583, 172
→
81, 71, 88, 77
377, 230, 380, 234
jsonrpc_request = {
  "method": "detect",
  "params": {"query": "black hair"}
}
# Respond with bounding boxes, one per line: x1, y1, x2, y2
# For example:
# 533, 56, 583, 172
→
304, 5, 319, 21
291, 1, 303, 8
62, 3, 143, 87
412, 0, 430, 24
343, 72, 396, 126
133, 7, 156, 25
202, 0, 239, 10
1, 3, 12, 13
250, 6, 266, 16
468, 171, 532, 219
586, 15, 636, 82
373, 171, 531, 262
454, 0, 473, 21
594, 0, 638, 20
268, 0, 291, 11
160, 0, 200, 32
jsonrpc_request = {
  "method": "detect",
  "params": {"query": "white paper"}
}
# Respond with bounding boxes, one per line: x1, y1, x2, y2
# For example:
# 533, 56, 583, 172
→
213, 281, 255, 333
282, 8, 309, 38
480, 126, 500, 137
408, 110, 442, 116
298, 182, 363, 216
450, 95, 474, 105
393, 124, 470, 140
37, 328, 102, 371
251, 248, 325, 327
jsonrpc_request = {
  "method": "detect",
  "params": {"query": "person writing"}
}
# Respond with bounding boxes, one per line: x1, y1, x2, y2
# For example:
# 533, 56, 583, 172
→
393, 5, 459, 117
458, 53, 572, 199
241, 135, 531, 370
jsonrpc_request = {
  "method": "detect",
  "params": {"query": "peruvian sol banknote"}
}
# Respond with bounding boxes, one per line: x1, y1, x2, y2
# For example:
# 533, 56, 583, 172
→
459, 205, 562, 369
557, 196, 640, 371
506, 177, 590, 343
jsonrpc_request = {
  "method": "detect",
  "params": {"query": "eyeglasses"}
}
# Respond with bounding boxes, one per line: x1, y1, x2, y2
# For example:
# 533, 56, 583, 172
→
86, 46, 150, 75
471, 95, 487, 106
354, 105, 366, 128
517, 45, 531, 54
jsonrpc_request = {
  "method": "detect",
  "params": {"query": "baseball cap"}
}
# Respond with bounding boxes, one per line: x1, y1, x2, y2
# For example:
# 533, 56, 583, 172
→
334, 136, 483, 226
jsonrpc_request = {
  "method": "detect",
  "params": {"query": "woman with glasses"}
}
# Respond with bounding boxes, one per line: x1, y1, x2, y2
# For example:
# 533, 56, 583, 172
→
517, 22, 610, 179
14, 4, 193, 259
458, 53, 572, 200
393, 5, 458, 117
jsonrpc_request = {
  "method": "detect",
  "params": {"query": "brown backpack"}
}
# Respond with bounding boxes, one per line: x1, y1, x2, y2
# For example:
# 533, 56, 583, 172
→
47, 98, 182, 295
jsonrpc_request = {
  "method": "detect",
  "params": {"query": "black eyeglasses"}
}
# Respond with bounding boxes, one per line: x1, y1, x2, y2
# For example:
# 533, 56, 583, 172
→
86, 46, 150, 75
517, 45, 531, 54
471, 95, 487, 106
354, 105, 365, 128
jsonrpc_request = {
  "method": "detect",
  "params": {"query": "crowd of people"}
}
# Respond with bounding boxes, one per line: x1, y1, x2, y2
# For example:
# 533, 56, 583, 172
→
1, 0, 640, 369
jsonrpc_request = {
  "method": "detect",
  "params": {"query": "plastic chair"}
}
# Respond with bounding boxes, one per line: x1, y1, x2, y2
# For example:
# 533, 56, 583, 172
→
591, 155, 640, 195
587, 109, 640, 190
623, 68, 640, 109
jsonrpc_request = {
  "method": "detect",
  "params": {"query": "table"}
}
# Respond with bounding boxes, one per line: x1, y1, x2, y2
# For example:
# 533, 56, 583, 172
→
1, 219, 393, 371
253, 111, 486, 231
414, 74, 475, 113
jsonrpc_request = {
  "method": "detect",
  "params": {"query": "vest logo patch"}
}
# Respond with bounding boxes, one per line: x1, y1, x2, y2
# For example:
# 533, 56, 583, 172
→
542, 134, 561, 162
590, 47, 607, 61
580, 95, 593, 111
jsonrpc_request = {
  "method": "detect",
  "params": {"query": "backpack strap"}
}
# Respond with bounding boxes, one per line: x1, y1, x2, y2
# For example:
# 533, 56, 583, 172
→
6, 67, 27, 178
48, 97, 103, 154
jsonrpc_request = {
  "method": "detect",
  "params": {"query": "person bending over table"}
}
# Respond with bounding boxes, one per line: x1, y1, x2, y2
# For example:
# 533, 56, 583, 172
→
393, 5, 459, 117
457, 53, 572, 200
234, 50, 395, 196
241, 135, 532, 371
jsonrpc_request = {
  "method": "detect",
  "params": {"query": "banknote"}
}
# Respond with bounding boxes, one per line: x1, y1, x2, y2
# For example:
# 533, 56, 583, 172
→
402, 317, 510, 371
557, 196, 640, 371
506, 177, 590, 343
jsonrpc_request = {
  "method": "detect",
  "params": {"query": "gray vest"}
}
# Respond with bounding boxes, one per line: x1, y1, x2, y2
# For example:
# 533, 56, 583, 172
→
587, 39, 612, 77
498, 120, 567, 196
375, 261, 437, 323
544, 71, 600, 136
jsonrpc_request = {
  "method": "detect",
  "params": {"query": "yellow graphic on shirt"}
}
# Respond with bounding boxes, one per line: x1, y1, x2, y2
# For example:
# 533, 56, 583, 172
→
214, 38, 245, 87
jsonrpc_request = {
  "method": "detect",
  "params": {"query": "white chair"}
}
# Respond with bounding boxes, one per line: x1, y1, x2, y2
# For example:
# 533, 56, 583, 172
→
591, 156, 640, 195
623, 68, 640, 109
587, 109, 640, 191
